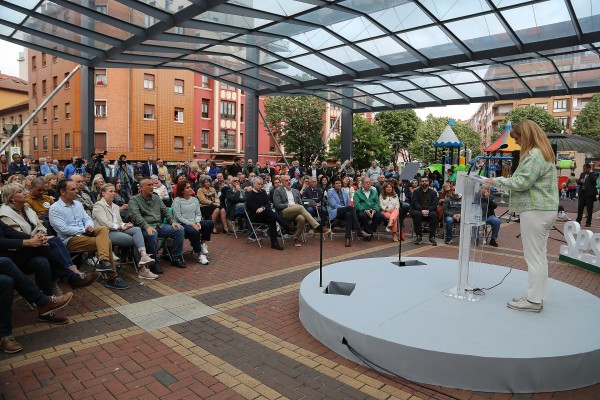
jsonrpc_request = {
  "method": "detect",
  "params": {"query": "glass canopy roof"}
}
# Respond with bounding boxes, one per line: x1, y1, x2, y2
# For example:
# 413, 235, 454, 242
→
1, 0, 600, 112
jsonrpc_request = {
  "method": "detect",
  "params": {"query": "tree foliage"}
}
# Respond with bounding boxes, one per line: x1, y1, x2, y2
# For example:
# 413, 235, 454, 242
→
263, 96, 327, 167
407, 115, 482, 164
328, 114, 392, 170
573, 93, 600, 140
498, 105, 562, 133
374, 109, 421, 148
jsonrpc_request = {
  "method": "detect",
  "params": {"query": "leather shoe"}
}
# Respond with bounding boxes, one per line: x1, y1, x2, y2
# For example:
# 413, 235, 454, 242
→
150, 265, 164, 274
315, 225, 330, 234
360, 230, 371, 238
37, 292, 73, 316
69, 271, 100, 289
271, 243, 284, 250
345, 237, 351, 247
0, 336, 23, 354
171, 258, 186, 268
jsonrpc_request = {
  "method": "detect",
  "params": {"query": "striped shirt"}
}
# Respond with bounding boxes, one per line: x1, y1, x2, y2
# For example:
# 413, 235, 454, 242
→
493, 148, 558, 212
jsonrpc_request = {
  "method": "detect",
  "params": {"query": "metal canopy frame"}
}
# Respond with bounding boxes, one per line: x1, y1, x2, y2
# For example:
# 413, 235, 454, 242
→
2, 0, 600, 112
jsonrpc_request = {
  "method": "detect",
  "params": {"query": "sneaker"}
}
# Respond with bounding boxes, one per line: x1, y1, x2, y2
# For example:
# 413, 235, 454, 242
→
507, 297, 543, 313
489, 239, 498, 247
444, 239, 452, 245
271, 243, 284, 250
84, 255, 98, 266
429, 237, 437, 246
51, 282, 63, 297
293, 237, 302, 247
198, 254, 209, 265
112, 252, 120, 262
139, 255, 155, 267
105, 277, 129, 290
37, 292, 73, 316
69, 271, 100, 289
385, 226, 392, 232
200, 243, 209, 255
0, 336, 23, 354
138, 269, 158, 280
95, 261, 115, 273
38, 313, 69, 325
414, 235, 423, 245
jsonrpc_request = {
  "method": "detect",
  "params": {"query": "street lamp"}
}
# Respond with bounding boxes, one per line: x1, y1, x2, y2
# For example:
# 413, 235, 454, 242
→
187, 137, 191, 163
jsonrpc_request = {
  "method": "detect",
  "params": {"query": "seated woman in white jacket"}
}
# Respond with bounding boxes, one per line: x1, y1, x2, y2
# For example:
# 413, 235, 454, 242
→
92, 184, 158, 280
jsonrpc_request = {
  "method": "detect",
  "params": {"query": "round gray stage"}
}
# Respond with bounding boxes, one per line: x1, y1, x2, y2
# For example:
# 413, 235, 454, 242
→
299, 257, 600, 393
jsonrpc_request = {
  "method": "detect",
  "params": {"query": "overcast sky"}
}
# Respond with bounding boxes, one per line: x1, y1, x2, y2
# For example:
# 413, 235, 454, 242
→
0, 39, 480, 121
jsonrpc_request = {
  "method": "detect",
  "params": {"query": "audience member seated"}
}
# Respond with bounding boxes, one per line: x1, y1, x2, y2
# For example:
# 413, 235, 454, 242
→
26, 177, 55, 220
50, 180, 128, 290
8, 153, 28, 176
197, 176, 222, 234
172, 180, 213, 265
128, 178, 185, 273
108, 177, 130, 222
410, 176, 439, 246
443, 186, 462, 245
43, 174, 60, 201
379, 182, 403, 242
246, 177, 291, 250
269, 176, 281, 204
1, 257, 74, 353
92, 184, 158, 280
481, 186, 500, 247
353, 177, 384, 241
225, 176, 247, 224
70, 174, 95, 216
0, 183, 99, 286
273, 175, 328, 247
151, 175, 172, 207
327, 178, 370, 247
302, 177, 327, 223
90, 175, 105, 203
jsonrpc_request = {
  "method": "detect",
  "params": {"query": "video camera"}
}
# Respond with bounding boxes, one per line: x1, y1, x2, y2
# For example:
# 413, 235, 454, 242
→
91, 150, 108, 161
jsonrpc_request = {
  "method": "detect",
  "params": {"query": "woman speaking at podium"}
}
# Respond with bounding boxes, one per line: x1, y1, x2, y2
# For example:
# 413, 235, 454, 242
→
484, 120, 558, 313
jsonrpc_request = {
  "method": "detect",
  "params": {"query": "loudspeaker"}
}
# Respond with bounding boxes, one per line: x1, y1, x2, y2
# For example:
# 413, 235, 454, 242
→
511, 150, 520, 174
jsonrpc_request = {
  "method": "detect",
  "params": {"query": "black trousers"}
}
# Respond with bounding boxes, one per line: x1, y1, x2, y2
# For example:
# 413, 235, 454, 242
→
577, 195, 595, 225
335, 206, 361, 238
410, 210, 438, 238
251, 208, 288, 244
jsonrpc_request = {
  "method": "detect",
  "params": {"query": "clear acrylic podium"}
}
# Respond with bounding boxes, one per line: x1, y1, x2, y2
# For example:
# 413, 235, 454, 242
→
445, 173, 486, 302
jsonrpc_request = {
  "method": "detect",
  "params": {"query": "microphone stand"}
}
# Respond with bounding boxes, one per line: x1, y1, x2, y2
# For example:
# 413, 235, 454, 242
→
318, 187, 325, 287
392, 189, 425, 267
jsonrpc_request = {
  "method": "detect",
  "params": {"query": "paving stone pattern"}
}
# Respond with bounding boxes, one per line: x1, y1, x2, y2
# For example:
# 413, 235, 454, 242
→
1, 205, 599, 400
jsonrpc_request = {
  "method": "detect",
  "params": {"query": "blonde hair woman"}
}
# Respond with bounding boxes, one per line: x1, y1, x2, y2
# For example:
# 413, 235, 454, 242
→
379, 182, 401, 242
485, 120, 558, 313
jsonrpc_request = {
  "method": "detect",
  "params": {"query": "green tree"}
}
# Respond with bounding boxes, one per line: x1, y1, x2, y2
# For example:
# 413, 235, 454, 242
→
573, 93, 600, 140
374, 109, 421, 150
263, 96, 327, 167
328, 114, 392, 170
498, 105, 562, 133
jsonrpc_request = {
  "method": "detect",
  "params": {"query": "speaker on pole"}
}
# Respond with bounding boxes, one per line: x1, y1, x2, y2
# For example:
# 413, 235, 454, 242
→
511, 150, 520, 174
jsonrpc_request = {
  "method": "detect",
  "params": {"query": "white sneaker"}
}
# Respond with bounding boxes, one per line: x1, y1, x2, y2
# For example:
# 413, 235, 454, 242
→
85, 256, 98, 266
507, 297, 542, 312
198, 254, 209, 265
138, 269, 158, 280
139, 255, 155, 266
200, 243, 209, 255
112, 252, 120, 262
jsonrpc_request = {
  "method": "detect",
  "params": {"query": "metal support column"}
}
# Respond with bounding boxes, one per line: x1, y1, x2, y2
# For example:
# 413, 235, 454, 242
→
245, 90, 259, 163
340, 108, 353, 163
80, 66, 95, 160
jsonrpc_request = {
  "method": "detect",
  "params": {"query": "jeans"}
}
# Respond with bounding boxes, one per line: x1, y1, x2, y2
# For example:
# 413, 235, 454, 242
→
109, 227, 147, 261
486, 215, 501, 240
183, 222, 214, 253
142, 224, 184, 262
445, 216, 458, 240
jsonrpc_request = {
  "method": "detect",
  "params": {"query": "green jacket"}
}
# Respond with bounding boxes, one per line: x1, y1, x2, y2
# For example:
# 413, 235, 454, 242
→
128, 193, 174, 230
353, 188, 381, 212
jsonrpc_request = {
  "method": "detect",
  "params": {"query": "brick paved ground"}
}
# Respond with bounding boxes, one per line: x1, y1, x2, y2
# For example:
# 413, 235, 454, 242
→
1, 204, 599, 400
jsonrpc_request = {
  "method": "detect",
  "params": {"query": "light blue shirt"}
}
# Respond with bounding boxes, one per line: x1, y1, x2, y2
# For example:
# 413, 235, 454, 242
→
39, 163, 58, 176
49, 198, 94, 244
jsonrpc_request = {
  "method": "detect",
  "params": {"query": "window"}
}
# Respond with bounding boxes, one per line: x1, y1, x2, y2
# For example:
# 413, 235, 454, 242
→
143, 74, 155, 89
201, 75, 209, 88
221, 83, 236, 91
220, 101, 236, 119
144, 134, 155, 149
240, 104, 244, 122
32, 83, 37, 97
144, 13, 155, 28
42, 108, 48, 123
174, 79, 184, 94
64, 72, 70, 89
174, 108, 184, 122
201, 130, 209, 149
95, 132, 107, 152
32, 56, 37, 70
174, 136, 184, 151
53, 134, 59, 150
553, 99, 568, 112
52, 55, 58, 63
42, 53, 47, 67
42, 80, 47, 96
33, 116, 38, 125
556, 116, 569, 130
535, 103, 548, 110
219, 130, 235, 149
144, 104, 155, 120
52, 76, 58, 90
65, 133, 71, 149
53, 105, 58, 121
65, 103, 71, 119
95, 4, 108, 14
95, 100, 107, 117
201, 99, 209, 118
33, 137, 38, 150
43, 136, 48, 151
95, 69, 107, 85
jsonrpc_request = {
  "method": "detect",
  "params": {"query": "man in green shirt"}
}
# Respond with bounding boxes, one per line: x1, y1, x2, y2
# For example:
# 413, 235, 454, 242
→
353, 177, 384, 240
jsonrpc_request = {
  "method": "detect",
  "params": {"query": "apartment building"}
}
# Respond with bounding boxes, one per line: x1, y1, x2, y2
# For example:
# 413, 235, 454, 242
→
0, 74, 30, 155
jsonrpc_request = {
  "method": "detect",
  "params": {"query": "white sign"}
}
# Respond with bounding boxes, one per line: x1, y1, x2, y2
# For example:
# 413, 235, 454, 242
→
560, 221, 600, 267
